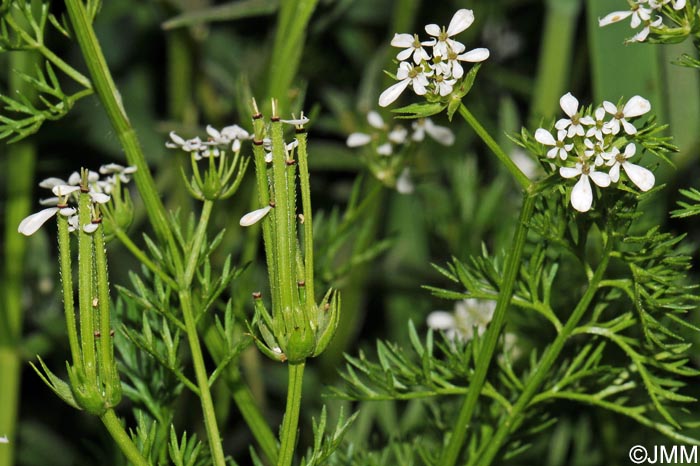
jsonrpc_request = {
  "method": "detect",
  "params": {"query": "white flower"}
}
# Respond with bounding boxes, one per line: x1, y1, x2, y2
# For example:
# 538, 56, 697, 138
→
379, 62, 432, 107
598, 2, 653, 28
425, 9, 474, 58
432, 42, 490, 79
239, 205, 272, 227
99, 163, 137, 183
346, 133, 372, 148
585, 107, 611, 141
555, 92, 595, 138
411, 118, 455, 145
583, 138, 609, 167
559, 162, 611, 213
280, 115, 310, 127
603, 143, 655, 191
626, 15, 663, 43
602, 95, 651, 135
206, 124, 251, 152
18, 184, 81, 236
388, 126, 408, 144
649, 0, 685, 10
391, 33, 432, 64
166, 131, 204, 152
535, 128, 573, 160
0, 435, 8, 444
427, 298, 496, 342
432, 73, 457, 96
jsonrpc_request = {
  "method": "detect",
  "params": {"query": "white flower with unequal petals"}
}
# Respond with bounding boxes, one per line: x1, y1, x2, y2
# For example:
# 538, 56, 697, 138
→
598, 2, 653, 28
603, 143, 655, 191
18, 185, 80, 236
411, 118, 455, 145
583, 138, 608, 166
425, 9, 474, 58
555, 93, 595, 137
627, 15, 663, 43
240, 205, 272, 227
206, 124, 251, 152
602, 95, 651, 135
648, 0, 685, 10
432, 74, 457, 96
559, 162, 611, 213
585, 107, 611, 141
535, 128, 573, 160
391, 33, 433, 64
432, 42, 490, 79
379, 62, 432, 107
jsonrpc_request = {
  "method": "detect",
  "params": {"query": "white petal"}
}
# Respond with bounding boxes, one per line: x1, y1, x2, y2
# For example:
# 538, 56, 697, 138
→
39, 177, 66, 189
559, 166, 581, 179
424, 120, 455, 145
426, 311, 455, 330
397, 48, 413, 61
457, 47, 490, 62
624, 143, 636, 158
570, 175, 593, 212
535, 128, 556, 146
623, 162, 655, 191
206, 125, 222, 140
377, 143, 393, 156
68, 172, 81, 185
559, 92, 579, 117
18, 208, 59, 236
673, 0, 686, 9
281, 116, 310, 126
168, 131, 186, 146
39, 197, 59, 206
90, 192, 111, 204
602, 101, 618, 115
0, 436, 9, 444
240, 205, 272, 227
83, 223, 99, 234
609, 162, 621, 182
599, 10, 633, 26
621, 119, 637, 135
52, 185, 81, 197
59, 207, 77, 217
391, 33, 414, 47
447, 9, 474, 36
589, 170, 611, 187
622, 95, 651, 117
389, 127, 408, 144
379, 79, 410, 107
425, 24, 441, 37
346, 133, 372, 147
367, 111, 385, 129
396, 168, 414, 194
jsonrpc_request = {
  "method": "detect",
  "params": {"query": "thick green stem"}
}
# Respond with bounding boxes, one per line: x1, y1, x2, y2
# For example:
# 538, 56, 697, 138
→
277, 362, 306, 466
476, 237, 613, 466
57, 214, 81, 368
77, 193, 96, 380
438, 194, 535, 466
64, 0, 180, 270
179, 291, 227, 466
100, 409, 150, 466
458, 104, 531, 191
296, 131, 315, 302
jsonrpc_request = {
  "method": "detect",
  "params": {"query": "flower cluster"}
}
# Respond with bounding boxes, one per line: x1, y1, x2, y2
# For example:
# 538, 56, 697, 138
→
346, 111, 454, 193
379, 9, 489, 107
535, 92, 655, 213
166, 124, 252, 159
18, 165, 136, 236
599, 0, 686, 42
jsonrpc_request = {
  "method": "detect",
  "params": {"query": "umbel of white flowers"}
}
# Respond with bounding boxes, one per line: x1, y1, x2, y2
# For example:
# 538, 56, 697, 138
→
379, 9, 490, 107
18, 165, 135, 236
535, 92, 655, 213
599, 0, 686, 43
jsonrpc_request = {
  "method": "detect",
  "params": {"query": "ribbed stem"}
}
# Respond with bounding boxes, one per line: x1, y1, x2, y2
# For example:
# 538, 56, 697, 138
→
438, 194, 535, 466
100, 409, 150, 466
277, 362, 305, 466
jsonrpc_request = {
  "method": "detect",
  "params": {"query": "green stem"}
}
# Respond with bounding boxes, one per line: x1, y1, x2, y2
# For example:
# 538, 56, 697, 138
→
476, 236, 613, 466
179, 291, 227, 466
100, 409, 150, 466
57, 213, 81, 369
183, 200, 214, 286
64, 0, 180, 271
438, 194, 535, 466
458, 104, 531, 191
277, 362, 305, 466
